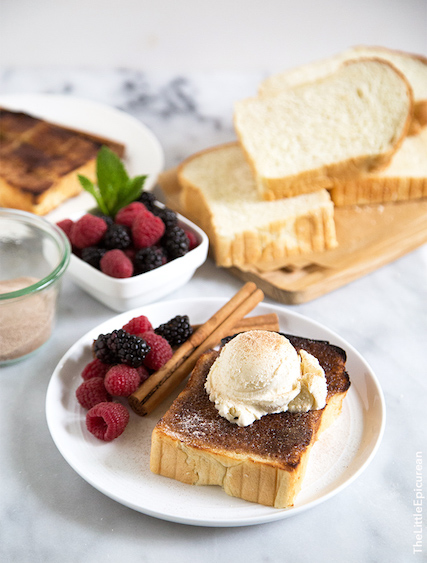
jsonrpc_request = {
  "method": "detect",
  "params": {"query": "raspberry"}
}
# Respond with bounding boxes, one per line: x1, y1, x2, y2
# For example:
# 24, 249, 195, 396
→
161, 225, 189, 260
104, 364, 141, 397
70, 214, 108, 249
81, 358, 111, 380
132, 210, 165, 249
56, 218, 74, 240
134, 246, 165, 274
136, 364, 150, 384
140, 331, 173, 371
122, 315, 153, 335
81, 246, 107, 270
104, 224, 132, 250
123, 248, 136, 265
155, 315, 193, 347
184, 229, 199, 251
115, 202, 147, 227
100, 249, 134, 278
76, 377, 111, 409
86, 402, 129, 441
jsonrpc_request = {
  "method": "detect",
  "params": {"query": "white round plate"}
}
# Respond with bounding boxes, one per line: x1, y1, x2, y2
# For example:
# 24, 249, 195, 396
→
46, 298, 385, 527
0, 93, 165, 222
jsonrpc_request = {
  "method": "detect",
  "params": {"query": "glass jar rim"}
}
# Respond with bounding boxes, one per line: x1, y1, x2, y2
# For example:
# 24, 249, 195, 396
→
0, 208, 71, 300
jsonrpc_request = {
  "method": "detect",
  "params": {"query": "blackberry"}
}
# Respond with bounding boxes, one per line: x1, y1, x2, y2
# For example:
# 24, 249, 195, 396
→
161, 225, 189, 260
91, 212, 114, 227
134, 246, 165, 274
81, 246, 107, 270
109, 329, 150, 367
137, 191, 157, 212
153, 207, 178, 230
104, 224, 131, 250
93, 333, 118, 364
220, 334, 238, 347
155, 315, 193, 347
93, 329, 150, 367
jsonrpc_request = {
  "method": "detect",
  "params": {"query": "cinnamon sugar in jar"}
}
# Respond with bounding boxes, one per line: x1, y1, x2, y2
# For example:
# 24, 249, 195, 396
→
0, 209, 70, 364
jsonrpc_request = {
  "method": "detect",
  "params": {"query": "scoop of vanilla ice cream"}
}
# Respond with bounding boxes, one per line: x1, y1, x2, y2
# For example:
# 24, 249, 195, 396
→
205, 330, 327, 426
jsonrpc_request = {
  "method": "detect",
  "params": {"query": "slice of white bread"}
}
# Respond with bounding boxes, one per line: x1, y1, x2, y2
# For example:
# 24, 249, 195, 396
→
150, 335, 350, 509
259, 46, 427, 135
234, 59, 413, 200
330, 127, 427, 206
177, 143, 337, 267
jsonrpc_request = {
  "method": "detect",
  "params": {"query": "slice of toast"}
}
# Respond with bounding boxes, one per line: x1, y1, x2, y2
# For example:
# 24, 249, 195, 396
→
234, 59, 413, 200
176, 143, 337, 267
150, 334, 350, 508
0, 108, 125, 215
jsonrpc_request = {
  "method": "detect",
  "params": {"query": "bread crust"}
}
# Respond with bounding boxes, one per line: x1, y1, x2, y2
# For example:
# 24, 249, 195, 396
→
0, 159, 96, 215
245, 147, 401, 201
150, 336, 350, 508
329, 127, 427, 205
330, 175, 427, 206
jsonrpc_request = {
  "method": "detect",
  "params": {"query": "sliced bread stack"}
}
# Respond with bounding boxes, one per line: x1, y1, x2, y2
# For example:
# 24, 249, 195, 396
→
234, 58, 413, 200
257, 46, 427, 206
170, 49, 425, 268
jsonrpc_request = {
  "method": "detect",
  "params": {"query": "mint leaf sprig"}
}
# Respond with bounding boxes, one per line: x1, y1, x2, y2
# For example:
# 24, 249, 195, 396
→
78, 146, 147, 217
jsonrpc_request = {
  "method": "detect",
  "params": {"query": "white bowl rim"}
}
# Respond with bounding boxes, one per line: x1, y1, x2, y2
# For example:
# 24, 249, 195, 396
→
66, 205, 209, 299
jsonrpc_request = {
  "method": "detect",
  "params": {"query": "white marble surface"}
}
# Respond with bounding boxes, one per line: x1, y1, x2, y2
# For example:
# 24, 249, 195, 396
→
1, 69, 426, 562
2, 0, 426, 71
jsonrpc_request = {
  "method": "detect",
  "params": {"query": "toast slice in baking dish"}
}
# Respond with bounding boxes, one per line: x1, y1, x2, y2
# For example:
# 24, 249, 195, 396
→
150, 334, 350, 508
0, 107, 125, 215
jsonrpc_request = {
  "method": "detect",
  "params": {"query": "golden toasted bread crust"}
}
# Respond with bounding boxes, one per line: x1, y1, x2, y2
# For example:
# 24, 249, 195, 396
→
0, 108, 125, 214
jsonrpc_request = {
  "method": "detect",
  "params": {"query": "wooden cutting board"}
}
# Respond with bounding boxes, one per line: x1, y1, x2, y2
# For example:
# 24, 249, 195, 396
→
159, 168, 427, 304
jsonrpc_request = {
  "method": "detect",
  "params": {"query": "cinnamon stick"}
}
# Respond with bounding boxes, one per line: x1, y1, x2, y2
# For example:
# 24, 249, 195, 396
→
192, 313, 279, 335
128, 282, 264, 416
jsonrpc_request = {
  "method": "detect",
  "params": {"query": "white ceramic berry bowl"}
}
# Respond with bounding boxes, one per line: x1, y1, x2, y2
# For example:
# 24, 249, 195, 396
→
0, 208, 71, 364
65, 211, 209, 312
